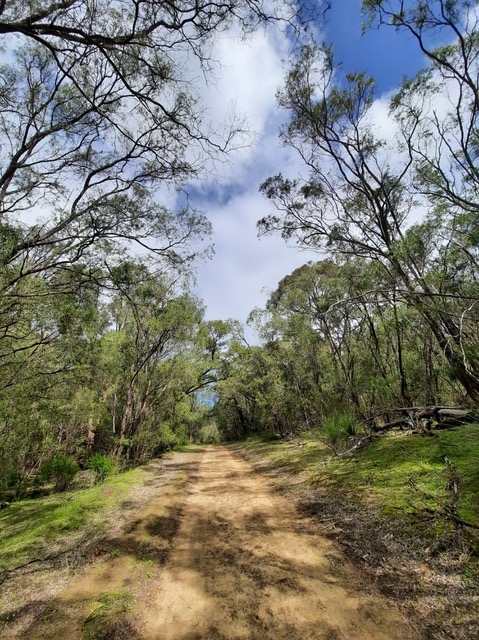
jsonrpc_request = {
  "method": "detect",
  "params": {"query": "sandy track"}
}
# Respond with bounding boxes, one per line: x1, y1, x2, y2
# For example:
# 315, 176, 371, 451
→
9, 446, 418, 639
140, 446, 414, 640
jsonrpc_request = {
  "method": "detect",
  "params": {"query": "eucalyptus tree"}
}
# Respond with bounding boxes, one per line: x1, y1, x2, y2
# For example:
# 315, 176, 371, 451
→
363, 0, 479, 215
214, 255, 459, 445
0, 0, 323, 407
214, 342, 276, 439
101, 262, 201, 461
259, 2, 479, 403
0, 267, 107, 488
0, 0, 314, 263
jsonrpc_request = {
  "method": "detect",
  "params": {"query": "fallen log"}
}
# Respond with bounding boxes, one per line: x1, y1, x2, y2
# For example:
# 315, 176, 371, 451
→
370, 406, 477, 432
416, 407, 473, 419
369, 406, 471, 416
437, 408, 474, 418
371, 418, 410, 432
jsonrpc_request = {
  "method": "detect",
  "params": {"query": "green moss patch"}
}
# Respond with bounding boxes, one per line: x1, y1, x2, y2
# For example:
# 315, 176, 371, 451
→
0, 466, 149, 572
241, 424, 479, 532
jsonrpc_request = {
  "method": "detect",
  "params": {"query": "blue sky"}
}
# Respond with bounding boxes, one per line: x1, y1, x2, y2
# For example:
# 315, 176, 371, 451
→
326, 1, 425, 92
188, 1, 430, 336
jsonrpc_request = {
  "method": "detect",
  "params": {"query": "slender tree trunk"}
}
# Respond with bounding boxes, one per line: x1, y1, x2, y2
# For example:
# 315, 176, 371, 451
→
87, 417, 96, 449
391, 258, 479, 404
112, 391, 117, 434
392, 294, 411, 405
116, 383, 134, 459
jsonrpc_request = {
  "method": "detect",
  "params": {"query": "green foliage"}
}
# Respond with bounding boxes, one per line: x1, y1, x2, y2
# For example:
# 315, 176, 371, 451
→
155, 422, 183, 452
0, 255, 226, 480
241, 423, 479, 531
88, 454, 118, 483
320, 413, 359, 453
40, 455, 79, 491
198, 422, 222, 444
0, 465, 149, 572
258, 7, 479, 404
4, 469, 25, 490
1, 468, 28, 499
215, 251, 469, 446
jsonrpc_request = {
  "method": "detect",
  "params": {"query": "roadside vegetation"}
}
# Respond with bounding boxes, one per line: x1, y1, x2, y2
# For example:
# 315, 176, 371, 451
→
1, 2, 479, 636
211, 7, 479, 616
0, 464, 151, 577
0, 0, 286, 501
2, 1, 479, 504
241, 426, 479, 533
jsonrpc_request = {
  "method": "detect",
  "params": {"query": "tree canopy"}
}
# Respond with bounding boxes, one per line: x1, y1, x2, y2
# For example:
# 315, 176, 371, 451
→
259, 0, 479, 403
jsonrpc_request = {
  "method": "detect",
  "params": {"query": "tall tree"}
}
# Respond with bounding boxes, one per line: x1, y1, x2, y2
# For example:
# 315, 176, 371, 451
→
0, 0, 316, 387
259, 14, 479, 402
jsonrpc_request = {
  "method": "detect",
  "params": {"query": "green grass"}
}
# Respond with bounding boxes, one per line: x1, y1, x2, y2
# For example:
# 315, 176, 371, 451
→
241, 423, 479, 530
0, 466, 150, 572
82, 591, 135, 640
440, 426, 479, 525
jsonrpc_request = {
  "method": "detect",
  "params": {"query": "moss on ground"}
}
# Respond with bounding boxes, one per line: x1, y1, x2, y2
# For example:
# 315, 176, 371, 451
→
241, 423, 479, 532
0, 466, 149, 572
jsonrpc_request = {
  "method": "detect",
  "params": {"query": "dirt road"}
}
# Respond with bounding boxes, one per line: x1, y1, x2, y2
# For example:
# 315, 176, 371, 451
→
9, 446, 417, 639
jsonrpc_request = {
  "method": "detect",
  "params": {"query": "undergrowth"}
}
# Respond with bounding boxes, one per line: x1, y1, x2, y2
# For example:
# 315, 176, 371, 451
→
240, 423, 479, 533
0, 466, 149, 573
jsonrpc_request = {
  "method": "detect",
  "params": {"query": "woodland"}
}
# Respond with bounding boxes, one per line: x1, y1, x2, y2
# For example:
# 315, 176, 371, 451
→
1, 0, 479, 504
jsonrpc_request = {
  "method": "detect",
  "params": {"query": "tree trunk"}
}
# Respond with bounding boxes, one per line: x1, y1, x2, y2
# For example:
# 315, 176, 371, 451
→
116, 383, 134, 459
392, 259, 479, 405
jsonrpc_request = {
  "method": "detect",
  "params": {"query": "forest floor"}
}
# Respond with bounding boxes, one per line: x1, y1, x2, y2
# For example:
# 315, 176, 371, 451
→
0, 445, 419, 640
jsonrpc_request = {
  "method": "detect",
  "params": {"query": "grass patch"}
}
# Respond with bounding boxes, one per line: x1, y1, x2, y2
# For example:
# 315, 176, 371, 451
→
440, 426, 479, 526
83, 592, 136, 640
0, 466, 150, 572
240, 423, 479, 532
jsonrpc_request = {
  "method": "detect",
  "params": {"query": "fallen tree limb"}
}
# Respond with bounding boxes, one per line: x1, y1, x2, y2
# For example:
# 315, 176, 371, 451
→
409, 475, 479, 531
0, 537, 90, 585
418, 407, 474, 419
369, 406, 470, 417
369, 406, 477, 432
371, 418, 410, 432
336, 435, 374, 457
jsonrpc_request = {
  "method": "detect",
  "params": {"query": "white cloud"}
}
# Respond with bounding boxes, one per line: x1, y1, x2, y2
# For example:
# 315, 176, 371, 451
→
194, 186, 319, 334
189, 17, 461, 334
211, 29, 289, 130
189, 24, 294, 185
187, 25, 322, 336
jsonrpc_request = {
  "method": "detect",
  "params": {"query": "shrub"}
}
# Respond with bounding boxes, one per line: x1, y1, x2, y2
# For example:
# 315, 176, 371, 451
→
40, 455, 79, 491
4, 468, 24, 489
198, 422, 222, 444
154, 422, 181, 454
1, 468, 28, 499
320, 412, 359, 454
88, 453, 118, 482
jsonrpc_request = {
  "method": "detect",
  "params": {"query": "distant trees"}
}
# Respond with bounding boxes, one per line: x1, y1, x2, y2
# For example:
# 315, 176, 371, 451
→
258, 0, 479, 403
213, 255, 465, 443
0, 260, 242, 492
211, 1, 479, 445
